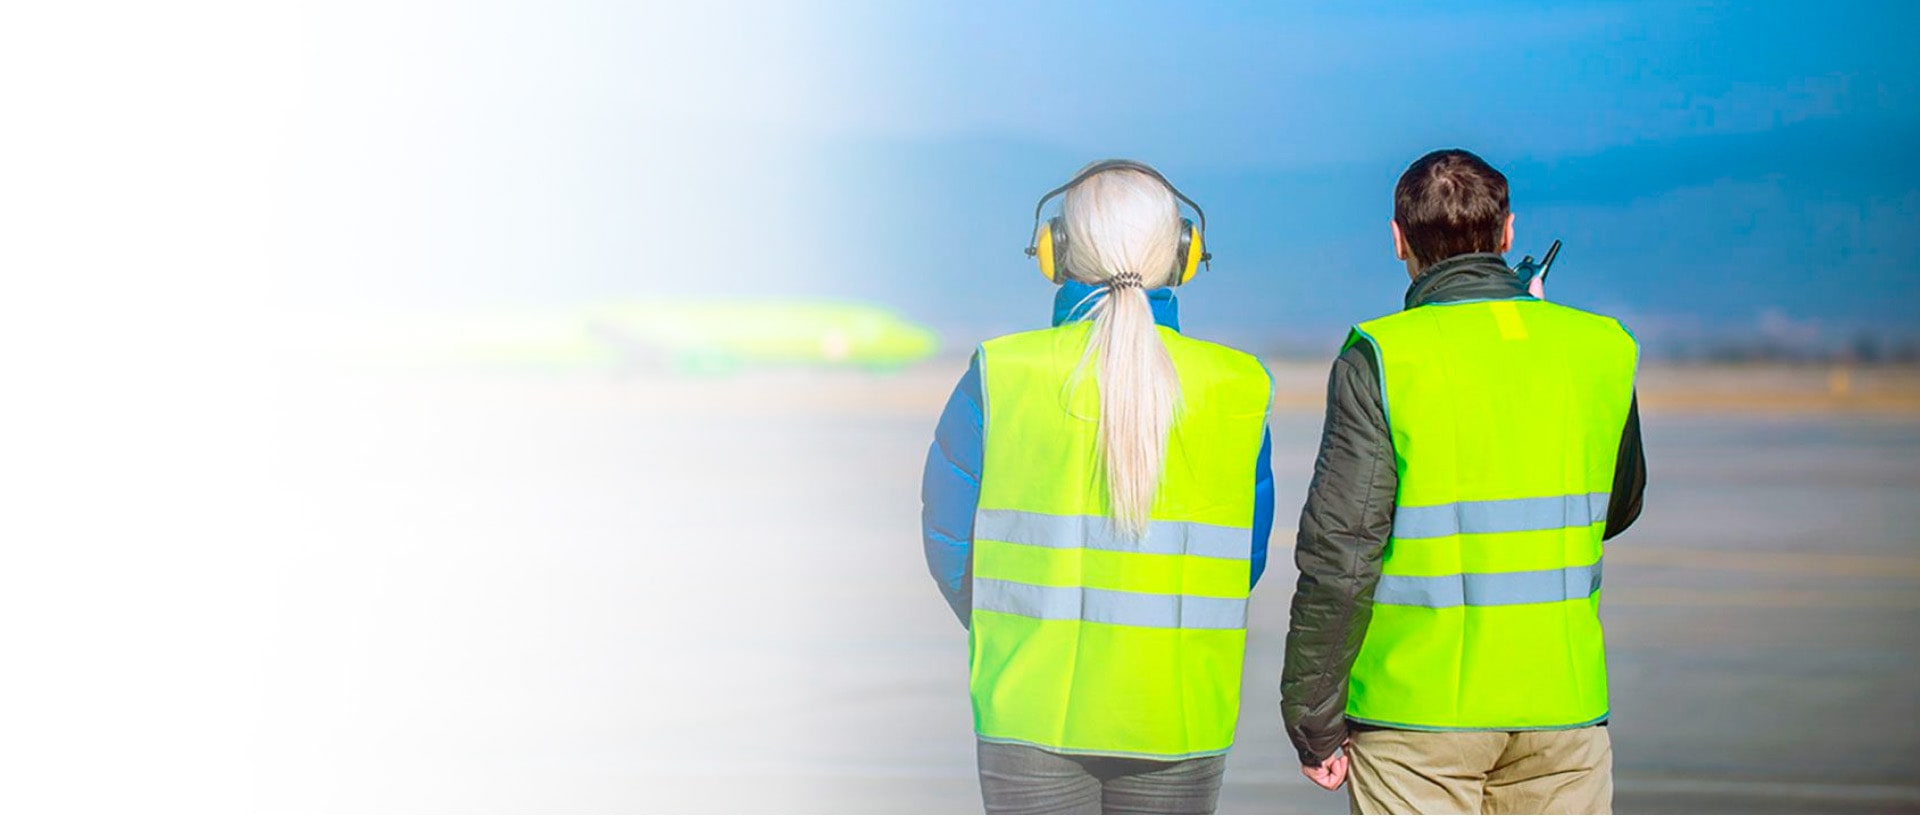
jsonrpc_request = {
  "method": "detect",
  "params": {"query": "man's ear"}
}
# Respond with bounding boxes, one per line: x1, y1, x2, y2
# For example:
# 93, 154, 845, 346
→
1500, 212, 1515, 253
1391, 219, 1409, 261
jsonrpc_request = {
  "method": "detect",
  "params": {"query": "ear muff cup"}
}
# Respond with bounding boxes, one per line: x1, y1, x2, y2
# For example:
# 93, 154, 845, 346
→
1176, 218, 1205, 285
1036, 217, 1070, 283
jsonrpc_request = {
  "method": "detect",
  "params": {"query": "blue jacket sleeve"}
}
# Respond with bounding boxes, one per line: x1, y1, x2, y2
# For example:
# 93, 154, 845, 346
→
921, 353, 984, 627
1251, 425, 1274, 589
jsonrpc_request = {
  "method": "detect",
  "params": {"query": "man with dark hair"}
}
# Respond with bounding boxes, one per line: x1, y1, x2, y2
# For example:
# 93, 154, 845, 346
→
1391, 149, 1512, 269
1281, 148, 1645, 814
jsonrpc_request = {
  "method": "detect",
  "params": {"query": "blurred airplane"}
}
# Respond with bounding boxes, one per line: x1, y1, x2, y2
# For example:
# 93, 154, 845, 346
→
343, 300, 940, 375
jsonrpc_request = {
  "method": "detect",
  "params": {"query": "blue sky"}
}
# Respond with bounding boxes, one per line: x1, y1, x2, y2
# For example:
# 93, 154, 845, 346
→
264, 1, 1918, 358
809, 0, 1920, 356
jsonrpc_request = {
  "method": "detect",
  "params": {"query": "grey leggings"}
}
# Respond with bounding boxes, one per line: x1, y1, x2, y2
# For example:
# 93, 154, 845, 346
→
976, 739, 1227, 814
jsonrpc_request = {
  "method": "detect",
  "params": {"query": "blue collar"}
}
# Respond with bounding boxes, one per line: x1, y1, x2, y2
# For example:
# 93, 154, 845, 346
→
1051, 279, 1182, 331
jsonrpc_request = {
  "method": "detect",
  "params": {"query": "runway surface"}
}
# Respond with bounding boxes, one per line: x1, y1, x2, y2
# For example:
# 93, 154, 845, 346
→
249, 366, 1920, 813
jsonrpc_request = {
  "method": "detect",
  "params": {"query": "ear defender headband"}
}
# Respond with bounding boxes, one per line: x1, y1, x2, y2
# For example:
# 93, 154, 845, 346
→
1023, 159, 1211, 286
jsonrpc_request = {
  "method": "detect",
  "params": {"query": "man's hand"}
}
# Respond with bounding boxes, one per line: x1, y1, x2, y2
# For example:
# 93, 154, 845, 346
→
1300, 751, 1349, 791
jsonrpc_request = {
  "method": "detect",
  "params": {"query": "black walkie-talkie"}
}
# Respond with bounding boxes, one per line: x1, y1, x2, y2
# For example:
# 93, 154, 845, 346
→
1515, 239, 1561, 284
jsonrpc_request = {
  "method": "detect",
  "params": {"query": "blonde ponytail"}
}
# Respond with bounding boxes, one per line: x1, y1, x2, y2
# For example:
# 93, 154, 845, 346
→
1060, 167, 1184, 536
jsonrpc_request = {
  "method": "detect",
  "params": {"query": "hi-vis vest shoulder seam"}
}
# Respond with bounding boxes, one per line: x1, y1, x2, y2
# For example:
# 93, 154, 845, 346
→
969, 322, 1270, 759
1345, 297, 1636, 731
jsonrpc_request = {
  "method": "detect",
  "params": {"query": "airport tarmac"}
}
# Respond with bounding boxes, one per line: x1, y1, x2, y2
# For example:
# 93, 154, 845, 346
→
250, 365, 1920, 813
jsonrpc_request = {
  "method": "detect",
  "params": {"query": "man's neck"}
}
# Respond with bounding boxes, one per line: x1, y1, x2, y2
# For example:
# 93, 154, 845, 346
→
1402, 253, 1526, 310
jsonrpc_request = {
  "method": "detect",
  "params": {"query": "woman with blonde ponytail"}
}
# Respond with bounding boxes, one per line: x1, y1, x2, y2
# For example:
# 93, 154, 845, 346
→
922, 160, 1276, 814
1061, 167, 1188, 538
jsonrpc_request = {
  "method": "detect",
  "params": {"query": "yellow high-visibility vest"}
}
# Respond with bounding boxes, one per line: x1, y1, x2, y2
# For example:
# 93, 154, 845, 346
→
1346, 297, 1637, 730
969, 321, 1272, 759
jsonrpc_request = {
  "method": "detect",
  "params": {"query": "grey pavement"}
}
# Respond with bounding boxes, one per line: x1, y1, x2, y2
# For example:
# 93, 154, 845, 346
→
250, 373, 1920, 813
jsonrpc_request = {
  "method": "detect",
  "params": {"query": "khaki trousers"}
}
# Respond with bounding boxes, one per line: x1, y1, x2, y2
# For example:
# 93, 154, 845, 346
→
1346, 725, 1612, 815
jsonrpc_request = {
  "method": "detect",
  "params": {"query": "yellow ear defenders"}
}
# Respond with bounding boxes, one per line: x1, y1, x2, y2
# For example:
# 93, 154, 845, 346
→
1023, 158, 1211, 286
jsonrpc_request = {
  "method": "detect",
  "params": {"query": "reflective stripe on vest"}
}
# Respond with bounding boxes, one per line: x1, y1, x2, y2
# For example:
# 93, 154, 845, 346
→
975, 508, 1252, 560
969, 321, 1270, 760
1346, 297, 1637, 731
975, 578, 1249, 629
1393, 492, 1611, 539
1373, 559, 1602, 608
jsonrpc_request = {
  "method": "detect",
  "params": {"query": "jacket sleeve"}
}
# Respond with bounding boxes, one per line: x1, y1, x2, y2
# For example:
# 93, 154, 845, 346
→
1251, 426, 1274, 589
1281, 340, 1397, 767
921, 353, 984, 627
1603, 393, 1646, 540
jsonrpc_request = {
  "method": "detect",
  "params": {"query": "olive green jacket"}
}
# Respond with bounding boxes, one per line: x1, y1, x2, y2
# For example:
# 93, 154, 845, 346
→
1280, 254, 1647, 766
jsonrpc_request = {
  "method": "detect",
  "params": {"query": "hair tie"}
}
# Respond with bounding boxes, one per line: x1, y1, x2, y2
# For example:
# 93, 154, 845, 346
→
1107, 272, 1143, 291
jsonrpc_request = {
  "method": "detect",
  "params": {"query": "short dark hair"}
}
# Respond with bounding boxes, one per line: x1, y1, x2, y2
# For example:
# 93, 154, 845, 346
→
1393, 149, 1509, 269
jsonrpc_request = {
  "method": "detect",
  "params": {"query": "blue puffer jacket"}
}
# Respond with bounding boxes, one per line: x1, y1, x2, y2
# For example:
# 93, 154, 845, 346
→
920, 280, 1276, 626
